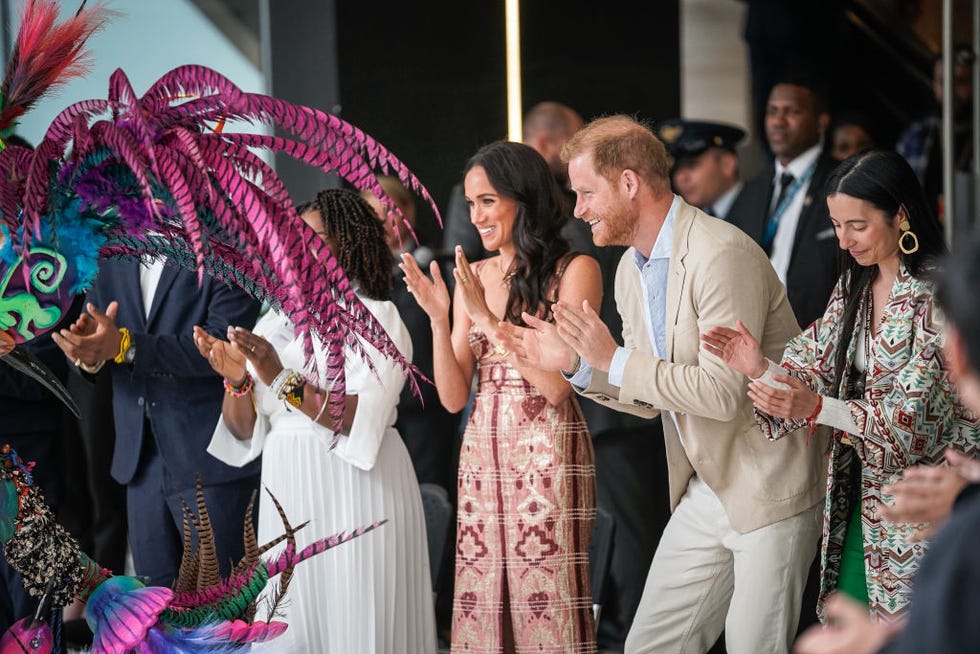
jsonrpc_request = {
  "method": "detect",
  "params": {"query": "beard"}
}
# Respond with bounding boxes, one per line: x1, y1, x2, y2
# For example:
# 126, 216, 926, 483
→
590, 197, 637, 247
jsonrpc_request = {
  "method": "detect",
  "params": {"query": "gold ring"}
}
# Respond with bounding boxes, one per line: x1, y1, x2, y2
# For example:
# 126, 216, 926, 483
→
460, 276, 470, 284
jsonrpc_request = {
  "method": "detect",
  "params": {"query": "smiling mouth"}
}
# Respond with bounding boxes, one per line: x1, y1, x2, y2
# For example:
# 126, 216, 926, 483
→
587, 218, 602, 229
478, 226, 495, 236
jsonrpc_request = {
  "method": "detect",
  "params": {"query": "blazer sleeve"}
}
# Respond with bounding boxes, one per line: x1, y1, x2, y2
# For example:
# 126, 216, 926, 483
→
133, 278, 260, 379
614, 246, 777, 422
207, 406, 272, 467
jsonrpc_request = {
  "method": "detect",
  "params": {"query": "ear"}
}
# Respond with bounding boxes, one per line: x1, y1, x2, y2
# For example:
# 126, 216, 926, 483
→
719, 151, 738, 180
817, 112, 831, 136
620, 169, 640, 199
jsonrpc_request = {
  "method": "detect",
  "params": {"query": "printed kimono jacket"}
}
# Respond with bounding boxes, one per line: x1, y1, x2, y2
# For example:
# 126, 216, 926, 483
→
756, 262, 980, 622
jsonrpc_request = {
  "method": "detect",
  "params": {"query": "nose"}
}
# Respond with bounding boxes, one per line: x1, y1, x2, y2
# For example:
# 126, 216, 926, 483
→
573, 195, 585, 220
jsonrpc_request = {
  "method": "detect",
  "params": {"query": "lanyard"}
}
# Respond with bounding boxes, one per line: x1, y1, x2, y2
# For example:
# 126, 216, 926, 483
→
763, 161, 817, 248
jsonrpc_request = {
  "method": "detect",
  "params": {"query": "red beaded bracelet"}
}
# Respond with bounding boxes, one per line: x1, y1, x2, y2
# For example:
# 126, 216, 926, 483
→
805, 395, 824, 443
223, 372, 254, 397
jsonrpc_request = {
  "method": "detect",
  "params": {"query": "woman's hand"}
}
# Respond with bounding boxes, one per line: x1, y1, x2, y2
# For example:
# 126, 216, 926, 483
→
226, 326, 283, 386
399, 252, 451, 323
495, 311, 579, 372
193, 326, 246, 383
701, 320, 767, 378
452, 247, 495, 330
748, 374, 820, 419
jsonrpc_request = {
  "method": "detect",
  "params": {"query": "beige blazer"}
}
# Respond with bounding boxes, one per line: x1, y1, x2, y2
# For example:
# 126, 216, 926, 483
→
581, 200, 827, 533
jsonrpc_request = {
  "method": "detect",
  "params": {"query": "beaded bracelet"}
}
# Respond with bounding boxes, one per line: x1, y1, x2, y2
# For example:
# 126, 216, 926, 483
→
223, 372, 254, 397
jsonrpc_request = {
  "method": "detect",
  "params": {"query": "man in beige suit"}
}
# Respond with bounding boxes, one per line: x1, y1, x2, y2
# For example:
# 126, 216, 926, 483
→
498, 115, 826, 654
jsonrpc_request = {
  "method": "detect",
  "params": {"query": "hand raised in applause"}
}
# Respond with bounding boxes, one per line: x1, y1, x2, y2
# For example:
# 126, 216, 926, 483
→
226, 326, 283, 386
552, 300, 617, 373
399, 252, 451, 324
451, 246, 496, 330
495, 311, 578, 372
52, 301, 123, 366
193, 325, 246, 385
701, 320, 767, 378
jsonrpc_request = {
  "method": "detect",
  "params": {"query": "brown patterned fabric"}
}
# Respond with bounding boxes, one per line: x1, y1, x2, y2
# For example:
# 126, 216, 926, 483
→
451, 328, 596, 653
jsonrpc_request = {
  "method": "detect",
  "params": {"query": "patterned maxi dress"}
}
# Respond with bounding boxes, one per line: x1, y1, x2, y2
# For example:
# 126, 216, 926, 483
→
452, 324, 597, 653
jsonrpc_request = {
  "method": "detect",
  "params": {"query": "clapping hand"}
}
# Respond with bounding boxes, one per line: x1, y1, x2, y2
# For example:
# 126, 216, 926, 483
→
701, 320, 767, 378
399, 252, 451, 322
193, 326, 246, 384
552, 300, 617, 373
495, 312, 578, 372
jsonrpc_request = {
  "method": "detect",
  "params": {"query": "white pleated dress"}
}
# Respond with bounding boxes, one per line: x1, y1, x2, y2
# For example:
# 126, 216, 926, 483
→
207, 299, 436, 653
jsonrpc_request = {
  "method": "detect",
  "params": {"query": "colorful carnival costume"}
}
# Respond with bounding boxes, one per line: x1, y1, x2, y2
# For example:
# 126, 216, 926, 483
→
0, 1, 439, 651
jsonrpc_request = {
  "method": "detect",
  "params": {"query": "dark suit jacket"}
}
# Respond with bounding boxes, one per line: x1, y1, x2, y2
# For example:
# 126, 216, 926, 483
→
729, 153, 840, 329
85, 259, 261, 489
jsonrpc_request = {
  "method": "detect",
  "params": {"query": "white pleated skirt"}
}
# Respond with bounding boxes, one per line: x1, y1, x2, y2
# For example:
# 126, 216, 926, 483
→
253, 416, 436, 653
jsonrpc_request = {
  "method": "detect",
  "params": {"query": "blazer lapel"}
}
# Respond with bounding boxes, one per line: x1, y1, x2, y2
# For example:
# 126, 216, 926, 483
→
665, 202, 695, 361
144, 262, 179, 330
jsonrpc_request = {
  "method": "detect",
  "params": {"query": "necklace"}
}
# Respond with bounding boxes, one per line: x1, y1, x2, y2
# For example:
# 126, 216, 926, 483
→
497, 257, 516, 284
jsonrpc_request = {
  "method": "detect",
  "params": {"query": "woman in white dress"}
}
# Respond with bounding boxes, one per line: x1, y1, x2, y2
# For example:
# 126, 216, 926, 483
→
194, 189, 436, 653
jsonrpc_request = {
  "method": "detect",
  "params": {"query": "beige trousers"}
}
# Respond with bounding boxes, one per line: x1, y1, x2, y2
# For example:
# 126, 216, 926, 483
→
625, 476, 822, 654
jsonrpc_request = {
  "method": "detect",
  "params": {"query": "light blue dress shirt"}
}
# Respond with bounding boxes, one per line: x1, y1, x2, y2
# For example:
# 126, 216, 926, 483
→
568, 195, 680, 389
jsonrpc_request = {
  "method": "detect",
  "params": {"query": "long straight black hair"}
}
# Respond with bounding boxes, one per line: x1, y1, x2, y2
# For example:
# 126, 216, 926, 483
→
824, 149, 947, 395
463, 141, 570, 325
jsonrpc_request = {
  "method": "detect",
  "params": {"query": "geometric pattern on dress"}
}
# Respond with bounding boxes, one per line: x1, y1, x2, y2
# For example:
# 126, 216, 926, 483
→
756, 261, 980, 622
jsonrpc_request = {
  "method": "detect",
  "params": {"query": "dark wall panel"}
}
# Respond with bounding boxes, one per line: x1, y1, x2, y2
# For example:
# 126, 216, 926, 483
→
271, 1, 680, 242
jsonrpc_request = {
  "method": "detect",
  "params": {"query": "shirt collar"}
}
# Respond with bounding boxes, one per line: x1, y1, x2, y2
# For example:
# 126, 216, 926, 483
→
711, 181, 743, 219
633, 194, 680, 267
775, 143, 822, 181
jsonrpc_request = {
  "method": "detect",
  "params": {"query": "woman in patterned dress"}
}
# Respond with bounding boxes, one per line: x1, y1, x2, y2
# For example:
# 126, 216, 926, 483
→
400, 141, 602, 653
702, 149, 980, 623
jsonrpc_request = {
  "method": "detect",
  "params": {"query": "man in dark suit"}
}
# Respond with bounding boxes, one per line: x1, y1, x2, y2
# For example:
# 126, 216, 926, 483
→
731, 77, 839, 329
657, 119, 752, 222
53, 260, 261, 587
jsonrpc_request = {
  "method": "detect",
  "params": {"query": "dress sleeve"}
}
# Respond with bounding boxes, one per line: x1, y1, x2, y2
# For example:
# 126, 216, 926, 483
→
755, 279, 846, 441
331, 302, 410, 471
207, 406, 271, 467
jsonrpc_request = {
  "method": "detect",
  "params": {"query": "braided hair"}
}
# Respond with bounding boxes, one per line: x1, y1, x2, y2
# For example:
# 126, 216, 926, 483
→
463, 141, 570, 325
297, 188, 394, 301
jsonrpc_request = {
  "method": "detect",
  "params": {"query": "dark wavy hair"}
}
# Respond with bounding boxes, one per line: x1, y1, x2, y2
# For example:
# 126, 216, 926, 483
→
296, 189, 394, 301
824, 149, 947, 396
464, 141, 570, 324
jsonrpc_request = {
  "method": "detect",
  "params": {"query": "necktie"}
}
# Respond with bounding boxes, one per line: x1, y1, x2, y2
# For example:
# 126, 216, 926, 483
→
763, 171, 794, 252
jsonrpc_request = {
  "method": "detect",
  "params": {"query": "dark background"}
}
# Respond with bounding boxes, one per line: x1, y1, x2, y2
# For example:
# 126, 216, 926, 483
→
269, 0, 681, 245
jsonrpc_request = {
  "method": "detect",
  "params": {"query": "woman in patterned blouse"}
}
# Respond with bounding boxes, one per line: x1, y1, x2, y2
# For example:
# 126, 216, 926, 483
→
702, 149, 980, 622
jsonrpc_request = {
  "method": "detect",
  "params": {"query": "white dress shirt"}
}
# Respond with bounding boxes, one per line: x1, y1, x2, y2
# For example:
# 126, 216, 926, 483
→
769, 143, 821, 284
